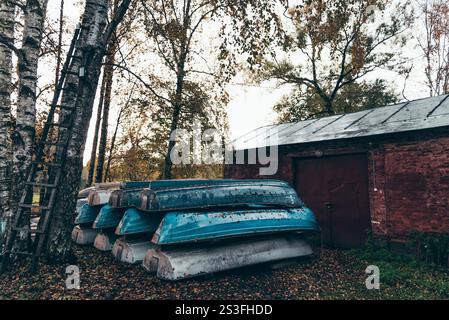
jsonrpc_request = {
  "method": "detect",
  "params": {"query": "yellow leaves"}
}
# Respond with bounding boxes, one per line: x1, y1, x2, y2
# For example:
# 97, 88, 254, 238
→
1, 245, 448, 299
351, 35, 367, 74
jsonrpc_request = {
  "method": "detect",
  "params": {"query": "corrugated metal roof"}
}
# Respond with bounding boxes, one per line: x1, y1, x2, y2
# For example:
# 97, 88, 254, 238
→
233, 94, 449, 150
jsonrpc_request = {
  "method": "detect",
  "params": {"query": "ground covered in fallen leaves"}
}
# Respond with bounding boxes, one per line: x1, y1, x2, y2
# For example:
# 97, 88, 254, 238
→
0, 245, 448, 300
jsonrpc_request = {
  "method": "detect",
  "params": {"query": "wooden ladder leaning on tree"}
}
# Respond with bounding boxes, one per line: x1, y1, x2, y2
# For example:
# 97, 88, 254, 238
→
0, 24, 85, 273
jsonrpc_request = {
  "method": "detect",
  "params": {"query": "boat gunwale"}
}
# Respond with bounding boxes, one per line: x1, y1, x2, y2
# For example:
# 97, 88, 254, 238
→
154, 227, 320, 245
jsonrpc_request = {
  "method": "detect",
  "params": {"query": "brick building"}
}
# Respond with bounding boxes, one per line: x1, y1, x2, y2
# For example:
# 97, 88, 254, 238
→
225, 94, 449, 248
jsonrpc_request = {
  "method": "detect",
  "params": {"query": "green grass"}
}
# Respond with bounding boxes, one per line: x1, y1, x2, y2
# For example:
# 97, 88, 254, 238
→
345, 244, 449, 299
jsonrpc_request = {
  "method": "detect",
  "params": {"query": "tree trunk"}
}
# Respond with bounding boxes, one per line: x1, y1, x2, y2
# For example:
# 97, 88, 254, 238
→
324, 98, 334, 115
86, 72, 106, 186
45, 0, 108, 262
38, 0, 64, 206
163, 59, 186, 179
54, 0, 64, 86
0, 1, 15, 249
46, 0, 130, 262
162, 2, 190, 180
95, 0, 119, 183
95, 44, 116, 183
104, 106, 122, 182
104, 83, 134, 182
11, 0, 49, 237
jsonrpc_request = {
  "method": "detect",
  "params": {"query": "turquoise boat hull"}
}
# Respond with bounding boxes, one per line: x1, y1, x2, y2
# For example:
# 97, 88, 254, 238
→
110, 179, 288, 209
93, 204, 126, 229
74, 204, 102, 225
109, 189, 142, 208
76, 198, 88, 213
152, 207, 320, 245
147, 179, 289, 190
139, 182, 301, 212
115, 208, 163, 236
119, 181, 152, 189
116, 180, 245, 194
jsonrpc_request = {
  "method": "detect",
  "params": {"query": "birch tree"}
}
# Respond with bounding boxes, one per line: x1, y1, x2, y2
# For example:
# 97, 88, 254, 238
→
0, 0, 15, 249
95, 37, 117, 183
88, 0, 135, 185
11, 0, 49, 217
86, 71, 106, 186
46, 0, 131, 261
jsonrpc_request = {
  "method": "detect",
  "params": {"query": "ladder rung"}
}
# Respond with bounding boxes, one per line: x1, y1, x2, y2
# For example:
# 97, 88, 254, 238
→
40, 141, 65, 147
55, 104, 75, 111
62, 70, 79, 76
12, 226, 31, 232
32, 161, 62, 168
57, 85, 77, 93
49, 122, 71, 128
18, 204, 50, 210
2, 250, 34, 257
25, 182, 57, 188
0, 26, 82, 275
19, 252, 34, 256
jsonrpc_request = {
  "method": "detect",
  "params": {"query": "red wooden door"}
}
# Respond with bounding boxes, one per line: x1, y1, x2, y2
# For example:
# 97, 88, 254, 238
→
295, 153, 371, 248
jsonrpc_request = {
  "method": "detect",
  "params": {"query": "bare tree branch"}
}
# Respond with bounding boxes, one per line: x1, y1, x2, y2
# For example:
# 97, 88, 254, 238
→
104, 62, 172, 104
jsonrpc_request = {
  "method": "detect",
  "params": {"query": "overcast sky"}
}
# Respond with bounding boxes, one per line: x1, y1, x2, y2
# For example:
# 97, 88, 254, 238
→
42, 0, 431, 165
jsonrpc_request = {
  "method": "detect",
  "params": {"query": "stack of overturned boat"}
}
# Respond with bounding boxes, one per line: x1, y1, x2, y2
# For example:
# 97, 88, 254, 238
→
72, 183, 120, 245
73, 179, 320, 281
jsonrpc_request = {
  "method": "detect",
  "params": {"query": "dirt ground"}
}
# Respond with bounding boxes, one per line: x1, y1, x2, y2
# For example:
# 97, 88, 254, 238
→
0, 245, 447, 300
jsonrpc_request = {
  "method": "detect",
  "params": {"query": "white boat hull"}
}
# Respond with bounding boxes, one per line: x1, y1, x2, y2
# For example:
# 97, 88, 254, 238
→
87, 189, 117, 206
93, 232, 119, 251
71, 225, 99, 245
142, 235, 313, 281
111, 237, 156, 264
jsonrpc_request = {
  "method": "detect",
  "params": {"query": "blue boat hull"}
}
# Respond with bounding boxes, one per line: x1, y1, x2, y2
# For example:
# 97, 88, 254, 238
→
86, 180, 273, 209
115, 208, 163, 236
110, 179, 286, 208
139, 182, 301, 212
76, 198, 88, 213
74, 204, 102, 225
152, 207, 320, 245
119, 181, 152, 189
147, 179, 288, 190
109, 189, 142, 208
93, 204, 126, 229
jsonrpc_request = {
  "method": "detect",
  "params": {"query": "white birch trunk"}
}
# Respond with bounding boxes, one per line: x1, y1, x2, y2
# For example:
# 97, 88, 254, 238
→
11, 0, 49, 216
43, 0, 130, 261
0, 1, 15, 249
46, 0, 109, 261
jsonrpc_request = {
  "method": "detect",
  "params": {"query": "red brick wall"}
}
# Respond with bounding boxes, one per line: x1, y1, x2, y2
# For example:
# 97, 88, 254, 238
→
368, 136, 449, 239
225, 131, 449, 239
224, 151, 294, 185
